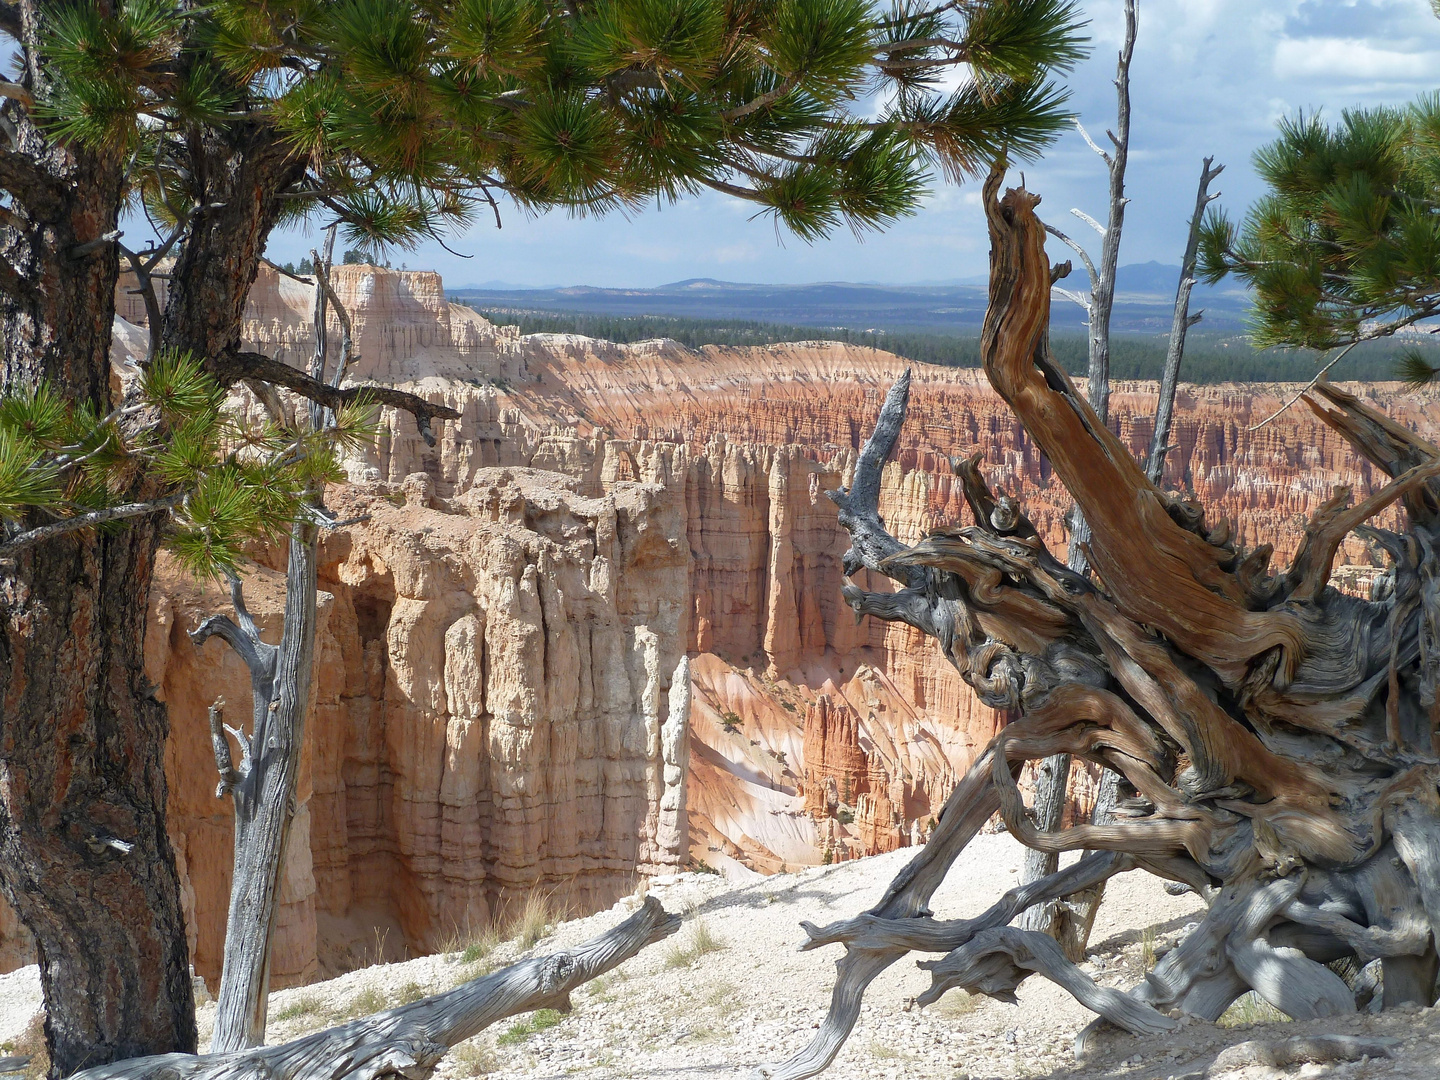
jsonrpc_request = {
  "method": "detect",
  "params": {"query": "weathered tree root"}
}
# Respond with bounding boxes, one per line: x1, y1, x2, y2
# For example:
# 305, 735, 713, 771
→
768, 162, 1440, 1080
68, 898, 680, 1080
1209, 1034, 1399, 1074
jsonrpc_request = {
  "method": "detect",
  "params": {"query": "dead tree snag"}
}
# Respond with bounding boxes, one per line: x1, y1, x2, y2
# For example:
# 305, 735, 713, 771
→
769, 167, 1440, 1080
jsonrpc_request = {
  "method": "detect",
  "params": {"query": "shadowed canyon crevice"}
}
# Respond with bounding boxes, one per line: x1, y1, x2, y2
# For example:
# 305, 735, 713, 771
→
4, 263, 1435, 990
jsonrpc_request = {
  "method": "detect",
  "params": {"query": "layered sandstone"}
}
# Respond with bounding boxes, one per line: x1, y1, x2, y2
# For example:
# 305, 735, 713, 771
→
6, 264, 1433, 986
141, 465, 691, 987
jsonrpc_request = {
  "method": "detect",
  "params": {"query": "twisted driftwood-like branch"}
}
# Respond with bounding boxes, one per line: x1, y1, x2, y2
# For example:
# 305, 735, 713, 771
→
70, 898, 680, 1080
769, 163, 1440, 1080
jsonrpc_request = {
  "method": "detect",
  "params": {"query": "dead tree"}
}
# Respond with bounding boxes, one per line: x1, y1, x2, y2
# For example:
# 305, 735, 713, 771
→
67, 898, 679, 1080
1145, 156, 1225, 485
771, 166, 1440, 1080
193, 233, 360, 1051
1019, 0, 1138, 940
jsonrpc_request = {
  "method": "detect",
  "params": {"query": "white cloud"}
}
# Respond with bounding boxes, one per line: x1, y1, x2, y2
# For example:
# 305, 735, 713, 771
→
1274, 37, 1440, 81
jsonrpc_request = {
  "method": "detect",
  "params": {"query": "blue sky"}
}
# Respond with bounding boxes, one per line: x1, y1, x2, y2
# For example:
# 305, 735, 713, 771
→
255, 0, 1440, 289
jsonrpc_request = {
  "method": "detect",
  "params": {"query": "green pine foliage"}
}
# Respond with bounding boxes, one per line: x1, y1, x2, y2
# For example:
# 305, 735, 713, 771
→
0, 352, 377, 578
1199, 96, 1440, 382
30, 0, 1088, 254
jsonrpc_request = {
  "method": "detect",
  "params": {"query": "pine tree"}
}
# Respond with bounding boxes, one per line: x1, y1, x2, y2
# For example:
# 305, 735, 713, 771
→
1198, 94, 1440, 382
1, 0, 1087, 1071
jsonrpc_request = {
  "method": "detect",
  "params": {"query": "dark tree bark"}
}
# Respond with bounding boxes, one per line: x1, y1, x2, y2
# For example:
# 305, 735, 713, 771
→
0, 4, 196, 1072
767, 165, 1440, 1080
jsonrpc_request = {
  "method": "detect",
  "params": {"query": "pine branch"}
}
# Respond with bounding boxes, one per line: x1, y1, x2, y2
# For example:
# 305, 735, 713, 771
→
0, 494, 183, 557
210, 351, 458, 446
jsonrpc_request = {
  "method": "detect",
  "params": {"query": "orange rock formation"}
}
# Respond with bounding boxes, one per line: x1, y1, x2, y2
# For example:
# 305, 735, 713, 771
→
4, 265, 1432, 986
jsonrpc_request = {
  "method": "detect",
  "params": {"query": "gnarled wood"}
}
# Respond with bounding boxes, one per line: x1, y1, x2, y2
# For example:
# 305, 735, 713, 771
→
771, 163, 1440, 1080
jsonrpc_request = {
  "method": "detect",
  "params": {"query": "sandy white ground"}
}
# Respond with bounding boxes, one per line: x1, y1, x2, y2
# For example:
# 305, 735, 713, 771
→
4, 834, 1440, 1080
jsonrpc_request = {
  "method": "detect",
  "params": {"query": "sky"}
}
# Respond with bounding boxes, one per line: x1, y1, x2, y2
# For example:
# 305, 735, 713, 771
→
255, 0, 1440, 290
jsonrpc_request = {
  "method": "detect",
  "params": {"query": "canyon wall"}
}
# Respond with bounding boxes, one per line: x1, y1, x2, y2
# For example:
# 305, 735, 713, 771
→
6, 264, 1433, 983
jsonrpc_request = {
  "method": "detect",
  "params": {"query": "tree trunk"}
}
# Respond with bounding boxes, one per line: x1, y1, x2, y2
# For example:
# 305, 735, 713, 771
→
159, 126, 304, 364
192, 525, 318, 1052
1024, 0, 1137, 942
194, 236, 342, 1050
0, 8, 197, 1071
1145, 156, 1224, 486
767, 165, 1440, 1080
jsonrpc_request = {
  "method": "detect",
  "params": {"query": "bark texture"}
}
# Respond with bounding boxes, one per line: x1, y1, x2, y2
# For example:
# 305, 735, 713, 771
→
68, 897, 680, 1080
768, 167, 1440, 1080
0, 4, 196, 1072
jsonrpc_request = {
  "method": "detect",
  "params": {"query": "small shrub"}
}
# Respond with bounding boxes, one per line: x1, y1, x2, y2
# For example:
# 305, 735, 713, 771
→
496, 1008, 564, 1046
690, 858, 720, 875
836, 807, 855, 826
720, 711, 742, 733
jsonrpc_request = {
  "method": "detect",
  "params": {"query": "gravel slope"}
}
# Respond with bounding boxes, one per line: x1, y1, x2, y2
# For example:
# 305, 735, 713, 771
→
4, 834, 1440, 1080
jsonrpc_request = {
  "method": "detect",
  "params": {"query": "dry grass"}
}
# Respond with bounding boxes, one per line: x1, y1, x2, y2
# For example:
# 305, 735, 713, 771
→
342, 985, 391, 1020
0, 1015, 48, 1080
1218, 991, 1291, 1028
663, 918, 726, 969
394, 980, 429, 1006
451, 1041, 498, 1077
272, 994, 326, 1024
496, 1008, 564, 1046
1140, 925, 1159, 971
702, 980, 741, 1017
928, 989, 979, 1019
445, 889, 569, 971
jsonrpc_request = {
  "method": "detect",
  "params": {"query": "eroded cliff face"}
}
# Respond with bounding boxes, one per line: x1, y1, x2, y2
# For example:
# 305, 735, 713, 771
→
141, 465, 691, 987
6, 265, 1432, 985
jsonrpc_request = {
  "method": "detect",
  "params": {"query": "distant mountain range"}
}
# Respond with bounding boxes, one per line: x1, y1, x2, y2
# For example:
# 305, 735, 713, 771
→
451, 261, 1251, 337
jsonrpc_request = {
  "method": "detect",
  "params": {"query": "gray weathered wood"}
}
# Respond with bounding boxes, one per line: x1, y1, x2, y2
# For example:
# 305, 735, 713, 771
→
194, 232, 337, 1052
1209, 1034, 1398, 1073
773, 162, 1440, 1080
69, 898, 680, 1080
1145, 156, 1225, 485
918, 926, 1177, 1036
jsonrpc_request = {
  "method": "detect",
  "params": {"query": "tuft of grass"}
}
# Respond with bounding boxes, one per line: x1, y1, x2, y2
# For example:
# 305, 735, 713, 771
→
513, 889, 566, 950
1218, 991, 1290, 1027
496, 1008, 564, 1046
394, 981, 429, 1006
343, 985, 390, 1020
1140, 925, 1159, 971
703, 980, 741, 1017
451, 1041, 498, 1077
0, 1015, 48, 1080
929, 990, 978, 1018
272, 994, 326, 1023
664, 918, 727, 969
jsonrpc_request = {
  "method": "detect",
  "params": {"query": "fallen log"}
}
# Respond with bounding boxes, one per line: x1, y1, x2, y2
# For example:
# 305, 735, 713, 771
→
69, 898, 679, 1080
